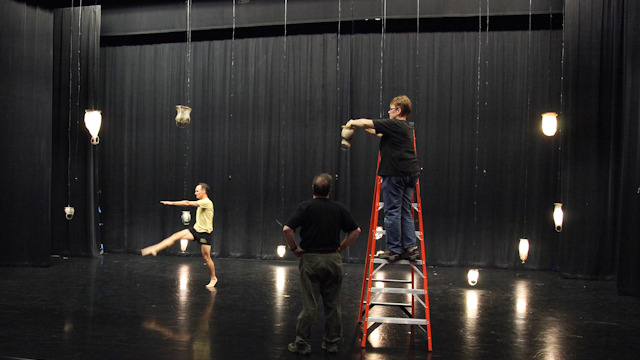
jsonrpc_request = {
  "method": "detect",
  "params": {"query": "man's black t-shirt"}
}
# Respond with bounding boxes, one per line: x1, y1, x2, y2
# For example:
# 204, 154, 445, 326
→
373, 119, 421, 176
285, 198, 359, 253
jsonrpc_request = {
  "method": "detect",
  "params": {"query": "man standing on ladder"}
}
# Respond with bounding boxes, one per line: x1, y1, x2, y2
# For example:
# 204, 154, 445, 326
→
283, 173, 361, 354
345, 95, 421, 261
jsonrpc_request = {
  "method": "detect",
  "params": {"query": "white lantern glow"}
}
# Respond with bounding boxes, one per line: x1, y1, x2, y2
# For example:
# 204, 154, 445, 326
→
519, 238, 529, 263
84, 110, 102, 145
553, 203, 564, 232
467, 269, 479, 286
277, 245, 286, 258
180, 239, 188, 252
541, 112, 558, 136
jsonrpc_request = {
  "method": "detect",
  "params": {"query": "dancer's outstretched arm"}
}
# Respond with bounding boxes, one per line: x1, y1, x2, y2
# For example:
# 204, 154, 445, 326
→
161, 200, 199, 207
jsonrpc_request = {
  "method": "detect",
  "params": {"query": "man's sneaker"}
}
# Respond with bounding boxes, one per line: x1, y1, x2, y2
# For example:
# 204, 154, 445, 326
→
377, 249, 400, 261
288, 342, 311, 355
321, 341, 339, 354
401, 246, 420, 261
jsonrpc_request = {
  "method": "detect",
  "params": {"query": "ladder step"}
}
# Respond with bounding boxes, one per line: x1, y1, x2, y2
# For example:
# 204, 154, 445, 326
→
373, 258, 425, 265
378, 202, 420, 209
369, 278, 412, 284
370, 287, 427, 295
372, 229, 423, 237
366, 317, 428, 326
369, 301, 412, 307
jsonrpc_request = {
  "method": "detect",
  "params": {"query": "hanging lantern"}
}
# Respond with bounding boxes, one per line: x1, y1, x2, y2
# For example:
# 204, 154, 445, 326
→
180, 239, 189, 252
467, 269, 479, 286
519, 238, 529, 263
553, 203, 564, 232
277, 245, 286, 258
84, 110, 102, 145
541, 112, 558, 136
340, 126, 355, 151
181, 210, 191, 226
175, 105, 192, 128
64, 206, 75, 220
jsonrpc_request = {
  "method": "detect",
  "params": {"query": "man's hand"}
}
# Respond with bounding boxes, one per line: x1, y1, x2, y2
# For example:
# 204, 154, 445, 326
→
293, 248, 305, 258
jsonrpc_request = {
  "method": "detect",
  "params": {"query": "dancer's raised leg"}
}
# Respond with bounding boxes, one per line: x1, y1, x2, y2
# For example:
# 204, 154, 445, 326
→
141, 229, 193, 256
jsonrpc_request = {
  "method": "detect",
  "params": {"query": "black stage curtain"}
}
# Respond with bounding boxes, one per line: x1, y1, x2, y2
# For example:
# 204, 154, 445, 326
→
615, 0, 640, 295
51, 5, 101, 257
561, 0, 639, 281
0, 1, 53, 266
96, 0, 638, 288
100, 28, 566, 270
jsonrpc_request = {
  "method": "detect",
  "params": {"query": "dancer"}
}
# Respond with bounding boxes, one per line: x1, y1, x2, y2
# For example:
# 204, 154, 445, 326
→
141, 183, 218, 288
344, 95, 421, 261
284, 173, 361, 354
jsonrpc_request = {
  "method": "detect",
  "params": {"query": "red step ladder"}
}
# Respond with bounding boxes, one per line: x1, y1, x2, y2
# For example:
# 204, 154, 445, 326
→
358, 129, 432, 351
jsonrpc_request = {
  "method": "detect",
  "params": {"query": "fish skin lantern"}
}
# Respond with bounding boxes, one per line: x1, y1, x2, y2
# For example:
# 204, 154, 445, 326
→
341, 126, 355, 151
176, 105, 192, 128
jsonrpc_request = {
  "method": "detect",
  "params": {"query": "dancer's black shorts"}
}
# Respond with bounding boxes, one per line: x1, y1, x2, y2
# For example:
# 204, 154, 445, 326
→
189, 227, 212, 246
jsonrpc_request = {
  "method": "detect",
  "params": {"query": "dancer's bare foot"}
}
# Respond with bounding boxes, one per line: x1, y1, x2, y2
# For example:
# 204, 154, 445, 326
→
205, 278, 218, 288
141, 246, 157, 256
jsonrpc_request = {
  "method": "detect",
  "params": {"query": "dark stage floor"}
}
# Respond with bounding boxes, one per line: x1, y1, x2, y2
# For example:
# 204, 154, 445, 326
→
1, 254, 639, 360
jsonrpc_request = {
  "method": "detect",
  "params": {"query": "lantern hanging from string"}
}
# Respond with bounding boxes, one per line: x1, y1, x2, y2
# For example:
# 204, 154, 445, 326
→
553, 203, 564, 232
84, 110, 102, 145
64, 206, 75, 220
541, 112, 558, 136
175, 105, 192, 128
519, 238, 530, 263
181, 210, 191, 226
467, 269, 479, 286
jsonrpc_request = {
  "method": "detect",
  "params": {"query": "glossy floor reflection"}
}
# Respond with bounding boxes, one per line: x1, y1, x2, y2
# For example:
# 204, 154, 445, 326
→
1, 254, 639, 359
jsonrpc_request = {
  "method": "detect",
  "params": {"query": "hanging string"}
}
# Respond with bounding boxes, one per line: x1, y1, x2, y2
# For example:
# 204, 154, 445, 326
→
280, 0, 288, 217
67, 0, 76, 207
415, 0, 420, 104
336, 0, 342, 139
183, 0, 193, 199
186, 0, 192, 107
378, 0, 387, 118
473, 0, 482, 229
556, 0, 565, 202
336, 0, 341, 99
482, 0, 489, 172
522, 0, 533, 238
73, 1, 84, 184
231, 0, 236, 132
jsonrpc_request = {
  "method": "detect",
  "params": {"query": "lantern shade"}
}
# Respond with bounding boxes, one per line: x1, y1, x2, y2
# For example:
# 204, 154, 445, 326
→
541, 112, 558, 136
180, 239, 188, 252
84, 110, 102, 145
181, 210, 191, 226
553, 203, 564, 232
467, 269, 479, 286
277, 245, 286, 257
519, 238, 529, 263
175, 105, 192, 128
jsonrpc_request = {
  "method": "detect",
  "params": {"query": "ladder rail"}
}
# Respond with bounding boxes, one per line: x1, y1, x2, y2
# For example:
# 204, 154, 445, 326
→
359, 128, 433, 351
358, 154, 382, 322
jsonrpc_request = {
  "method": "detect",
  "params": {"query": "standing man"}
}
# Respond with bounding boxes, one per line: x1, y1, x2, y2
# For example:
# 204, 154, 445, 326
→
345, 95, 421, 261
141, 183, 218, 288
284, 173, 361, 355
